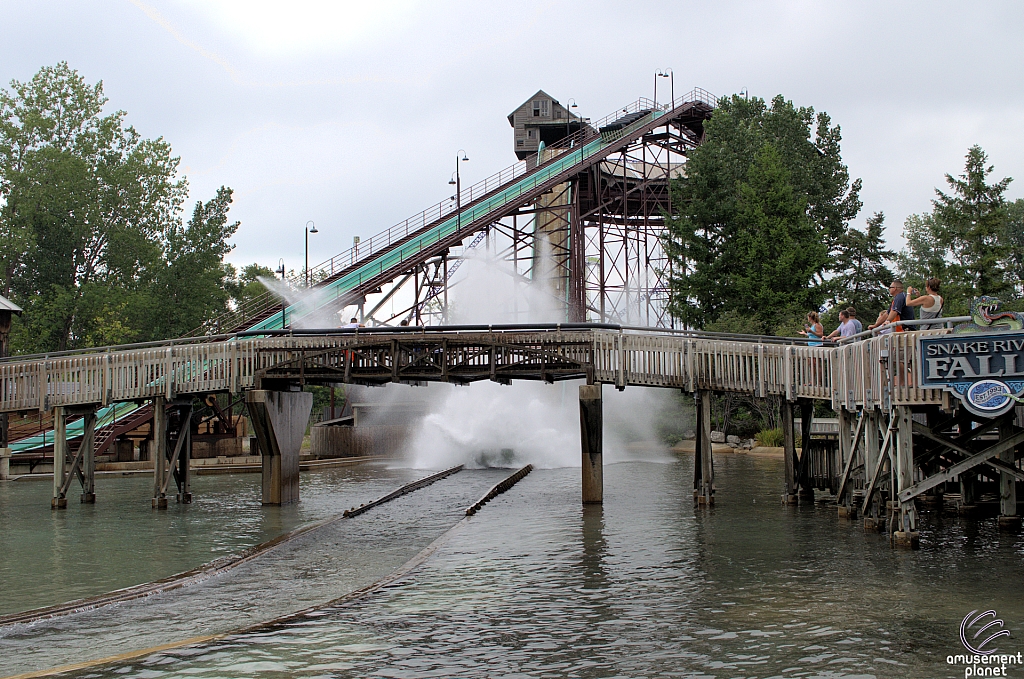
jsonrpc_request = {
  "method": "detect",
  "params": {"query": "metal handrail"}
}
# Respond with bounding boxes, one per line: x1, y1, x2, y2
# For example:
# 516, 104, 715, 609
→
194, 89, 718, 335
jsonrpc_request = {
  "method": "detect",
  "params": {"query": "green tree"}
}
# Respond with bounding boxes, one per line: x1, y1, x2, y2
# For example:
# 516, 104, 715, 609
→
831, 211, 895, 321
896, 146, 1014, 317
0, 63, 242, 352
1002, 198, 1024, 296
227, 263, 275, 310
730, 143, 827, 332
932, 145, 1011, 295
665, 94, 862, 330
145, 187, 240, 339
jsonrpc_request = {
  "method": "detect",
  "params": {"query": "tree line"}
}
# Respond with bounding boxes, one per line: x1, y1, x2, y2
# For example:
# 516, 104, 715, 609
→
0, 63, 270, 354
665, 94, 1024, 335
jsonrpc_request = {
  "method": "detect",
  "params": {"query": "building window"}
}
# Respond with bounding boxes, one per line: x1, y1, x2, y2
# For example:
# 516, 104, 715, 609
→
527, 129, 535, 139
532, 100, 541, 117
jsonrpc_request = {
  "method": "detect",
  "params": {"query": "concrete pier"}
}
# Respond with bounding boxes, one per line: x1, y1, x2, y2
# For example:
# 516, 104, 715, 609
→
579, 384, 603, 504
246, 390, 312, 505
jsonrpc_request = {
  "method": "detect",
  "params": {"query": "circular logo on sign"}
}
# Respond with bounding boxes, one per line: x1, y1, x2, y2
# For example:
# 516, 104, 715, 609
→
966, 380, 1012, 412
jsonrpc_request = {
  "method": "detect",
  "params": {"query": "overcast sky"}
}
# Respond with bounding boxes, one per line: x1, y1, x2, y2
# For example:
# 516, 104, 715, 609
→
2, 0, 1022, 273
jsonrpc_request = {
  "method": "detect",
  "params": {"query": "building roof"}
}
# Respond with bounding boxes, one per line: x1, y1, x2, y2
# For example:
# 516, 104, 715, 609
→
507, 89, 561, 126
0, 294, 23, 314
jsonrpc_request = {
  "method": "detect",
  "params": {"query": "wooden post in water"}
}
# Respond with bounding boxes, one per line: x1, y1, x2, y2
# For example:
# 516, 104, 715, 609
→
579, 384, 603, 504
798, 400, 814, 503
80, 410, 96, 504
862, 410, 883, 531
51, 408, 68, 509
693, 390, 714, 505
998, 422, 1021, 530
893, 406, 919, 548
781, 399, 797, 504
152, 397, 168, 509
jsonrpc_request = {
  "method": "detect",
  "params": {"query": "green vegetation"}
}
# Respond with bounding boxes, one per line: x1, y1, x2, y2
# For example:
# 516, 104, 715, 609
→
665, 94, 864, 334
896, 145, 1021, 316
0, 63, 266, 354
754, 427, 784, 448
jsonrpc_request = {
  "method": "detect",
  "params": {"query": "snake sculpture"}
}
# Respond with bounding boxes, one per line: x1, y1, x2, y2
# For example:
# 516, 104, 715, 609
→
954, 295, 1024, 333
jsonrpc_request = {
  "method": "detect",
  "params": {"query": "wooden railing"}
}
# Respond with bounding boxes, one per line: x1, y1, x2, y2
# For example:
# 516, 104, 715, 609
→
0, 327, 952, 415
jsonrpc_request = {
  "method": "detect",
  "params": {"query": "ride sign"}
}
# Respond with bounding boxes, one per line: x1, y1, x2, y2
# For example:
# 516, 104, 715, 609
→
919, 332, 1024, 417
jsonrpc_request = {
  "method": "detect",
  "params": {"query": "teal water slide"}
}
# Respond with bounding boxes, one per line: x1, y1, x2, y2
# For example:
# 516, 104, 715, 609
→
247, 109, 665, 331
10, 401, 142, 453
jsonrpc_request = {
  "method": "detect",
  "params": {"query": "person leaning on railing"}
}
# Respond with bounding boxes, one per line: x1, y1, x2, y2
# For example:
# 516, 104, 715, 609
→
869, 279, 915, 333
825, 309, 857, 341
904, 278, 944, 329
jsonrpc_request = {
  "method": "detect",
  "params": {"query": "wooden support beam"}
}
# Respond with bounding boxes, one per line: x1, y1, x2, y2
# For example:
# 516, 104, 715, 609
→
152, 397, 168, 509
836, 409, 866, 506
781, 399, 796, 504
798, 400, 814, 501
694, 390, 714, 506
897, 428, 1024, 502
79, 411, 96, 504
894, 406, 917, 536
579, 384, 603, 504
998, 423, 1020, 529
860, 420, 894, 516
51, 407, 68, 510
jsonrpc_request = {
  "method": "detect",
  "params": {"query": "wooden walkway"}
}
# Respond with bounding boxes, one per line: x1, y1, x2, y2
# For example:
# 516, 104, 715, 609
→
0, 325, 948, 415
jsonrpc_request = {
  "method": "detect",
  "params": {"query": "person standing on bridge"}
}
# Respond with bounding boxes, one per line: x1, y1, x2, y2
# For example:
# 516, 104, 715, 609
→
846, 307, 863, 335
825, 309, 857, 341
869, 279, 914, 333
798, 311, 823, 346
905, 278, 944, 329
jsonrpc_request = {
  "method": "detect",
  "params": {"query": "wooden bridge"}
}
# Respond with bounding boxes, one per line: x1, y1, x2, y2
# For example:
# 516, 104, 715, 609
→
1, 323, 1020, 547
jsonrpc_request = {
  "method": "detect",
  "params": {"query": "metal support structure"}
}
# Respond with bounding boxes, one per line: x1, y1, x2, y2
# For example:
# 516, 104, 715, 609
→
579, 384, 603, 504
694, 390, 713, 506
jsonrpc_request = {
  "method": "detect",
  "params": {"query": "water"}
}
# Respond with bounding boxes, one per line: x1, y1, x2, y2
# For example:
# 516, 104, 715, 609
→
3, 454, 1024, 678
0, 465, 425, 616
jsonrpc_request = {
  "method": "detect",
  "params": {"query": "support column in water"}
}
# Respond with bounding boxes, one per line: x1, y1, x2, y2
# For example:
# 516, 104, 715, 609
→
798, 400, 815, 503
863, 410, 884, 531
579, 384, 603, 504
893, 406, 919, 548
694, 390, 714, 506
51, 407, 67, 509
247, 390, 313, 505
998, 422, 1021, 530
781, 399, 797, 505
80, 410, 96, 504
152, 396, 168, 509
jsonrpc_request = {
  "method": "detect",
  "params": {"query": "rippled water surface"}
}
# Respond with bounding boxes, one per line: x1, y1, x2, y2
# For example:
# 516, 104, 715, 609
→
4, 453, 1024, 678
0, 464, 424, 616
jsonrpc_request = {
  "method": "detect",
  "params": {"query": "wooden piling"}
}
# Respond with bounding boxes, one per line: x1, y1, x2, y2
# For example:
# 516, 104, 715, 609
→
51, 407, 67, 510
80, 411, 96, 504
781, 400, 797, 504
694, 390, 714, 506
152, 397, 168, 509
998, 422, 1021, 530
579, 384, 603, 504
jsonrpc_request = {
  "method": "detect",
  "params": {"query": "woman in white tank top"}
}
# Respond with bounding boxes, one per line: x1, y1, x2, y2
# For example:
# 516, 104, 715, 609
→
906, 278, 944, 329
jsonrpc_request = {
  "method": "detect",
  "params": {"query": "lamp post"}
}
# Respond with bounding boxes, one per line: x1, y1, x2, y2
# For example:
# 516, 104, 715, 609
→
448, 150, 469, 233
656, 69, 673, 108
305, 220, 318, 287
566, 99, 578, 143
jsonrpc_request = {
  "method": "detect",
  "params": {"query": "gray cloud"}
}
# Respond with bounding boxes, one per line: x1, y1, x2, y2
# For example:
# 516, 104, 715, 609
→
2, 0, 1022, 271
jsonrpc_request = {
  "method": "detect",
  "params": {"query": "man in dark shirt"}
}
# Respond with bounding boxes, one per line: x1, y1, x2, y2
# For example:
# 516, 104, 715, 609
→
869, 280, 915, 331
